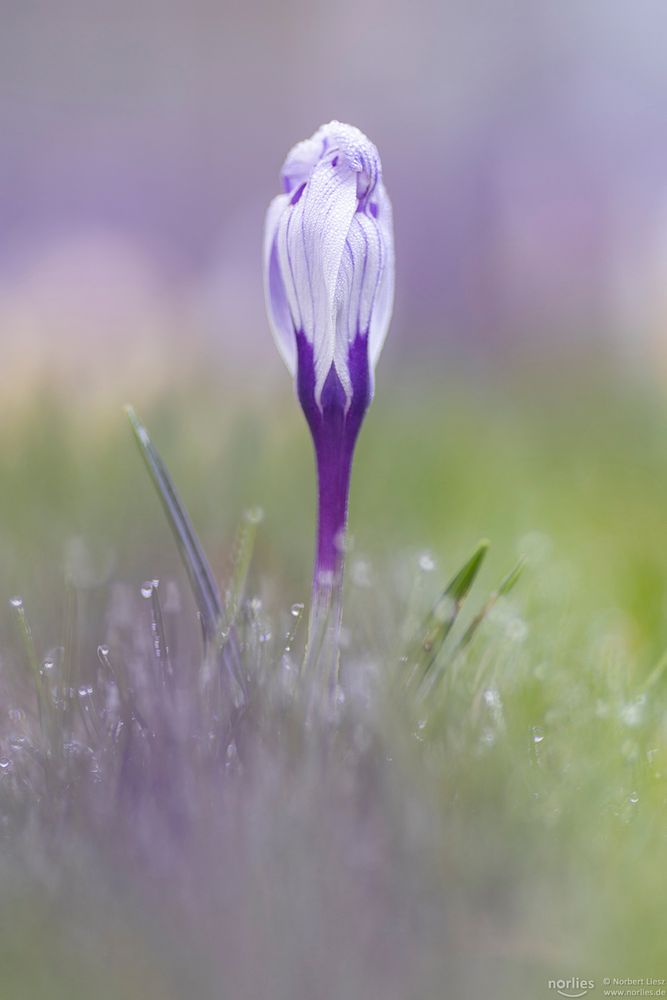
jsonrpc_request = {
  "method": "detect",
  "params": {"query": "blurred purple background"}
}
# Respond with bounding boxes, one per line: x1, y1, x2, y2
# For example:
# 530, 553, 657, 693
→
2, 0, 667, 401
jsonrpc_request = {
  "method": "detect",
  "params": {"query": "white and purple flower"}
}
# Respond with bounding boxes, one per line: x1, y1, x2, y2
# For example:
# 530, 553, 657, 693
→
263, 121, 394, 588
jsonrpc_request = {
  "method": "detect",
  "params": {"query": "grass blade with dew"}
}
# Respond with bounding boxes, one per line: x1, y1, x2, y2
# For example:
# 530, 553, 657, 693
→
219, 507, 262, 654
405, 540, 489, 685
141, 579, 174, 692
60, 579, 78, 719
126, 405, 223, 644
125, 406, 248, 701
9, 597, 46, 723
8, 596, 60, 761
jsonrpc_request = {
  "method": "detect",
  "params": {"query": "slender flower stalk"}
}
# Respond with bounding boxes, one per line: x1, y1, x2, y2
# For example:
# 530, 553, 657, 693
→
263, 121, 394, 691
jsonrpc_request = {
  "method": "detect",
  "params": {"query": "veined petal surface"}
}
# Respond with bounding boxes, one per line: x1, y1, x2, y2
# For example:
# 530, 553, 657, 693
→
264, 120, 394, 406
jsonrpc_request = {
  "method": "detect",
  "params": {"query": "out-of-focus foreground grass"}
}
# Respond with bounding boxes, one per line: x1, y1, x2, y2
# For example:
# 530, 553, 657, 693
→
1, 362, 667, 998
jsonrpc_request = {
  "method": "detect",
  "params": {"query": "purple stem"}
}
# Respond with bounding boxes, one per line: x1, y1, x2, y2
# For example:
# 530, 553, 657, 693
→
296, 331, 371, 593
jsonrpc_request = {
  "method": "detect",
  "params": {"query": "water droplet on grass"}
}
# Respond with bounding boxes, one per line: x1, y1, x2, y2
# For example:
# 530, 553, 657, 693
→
245, 506, 264, 525
418, 552, 436, 572
141, 582, 154, 599
351, 559, 371, 588
620, 695, 645, 728
483, 688, 501, 708
0, 758, 11, 771
9, 596, 23, 609
506, 617, 528, 642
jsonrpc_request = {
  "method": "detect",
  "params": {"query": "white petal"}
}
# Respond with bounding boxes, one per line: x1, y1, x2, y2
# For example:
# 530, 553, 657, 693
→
368, 182, 395, 370
333, 212, 383, 399
278, 155, 358, 402
263, 193, 297, 374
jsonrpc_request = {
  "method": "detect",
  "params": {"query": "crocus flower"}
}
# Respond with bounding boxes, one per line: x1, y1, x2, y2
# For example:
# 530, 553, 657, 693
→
263, 121, 394, 628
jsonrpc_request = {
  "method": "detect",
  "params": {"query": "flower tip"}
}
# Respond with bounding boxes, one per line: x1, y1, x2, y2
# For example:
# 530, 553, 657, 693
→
264, 121, 394, 410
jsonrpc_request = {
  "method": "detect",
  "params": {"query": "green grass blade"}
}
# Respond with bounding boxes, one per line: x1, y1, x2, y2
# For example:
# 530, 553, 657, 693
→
496, 557, 525, 598
125, 405, 223, 644
220, 508, 261, 649
406, 539, 490, 680
9, 596, 46, 729
457, 557, 526, 651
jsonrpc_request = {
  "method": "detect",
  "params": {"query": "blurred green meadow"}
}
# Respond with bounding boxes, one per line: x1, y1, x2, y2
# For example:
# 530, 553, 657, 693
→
1, 360, 667, 998
2, 362, 667, 657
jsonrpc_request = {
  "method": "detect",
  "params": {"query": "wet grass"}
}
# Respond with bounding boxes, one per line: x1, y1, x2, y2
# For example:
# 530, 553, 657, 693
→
1, 365, 666, 998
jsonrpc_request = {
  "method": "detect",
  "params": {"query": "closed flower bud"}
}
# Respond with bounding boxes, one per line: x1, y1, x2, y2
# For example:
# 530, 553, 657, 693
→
263, 121, 395, 596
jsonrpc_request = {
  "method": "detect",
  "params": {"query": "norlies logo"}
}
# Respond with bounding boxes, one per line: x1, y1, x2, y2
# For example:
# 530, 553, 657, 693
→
548, 978, 595, 998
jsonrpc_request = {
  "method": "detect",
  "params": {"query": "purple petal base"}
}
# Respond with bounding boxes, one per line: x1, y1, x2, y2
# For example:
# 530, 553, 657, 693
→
296, 331, 371, 586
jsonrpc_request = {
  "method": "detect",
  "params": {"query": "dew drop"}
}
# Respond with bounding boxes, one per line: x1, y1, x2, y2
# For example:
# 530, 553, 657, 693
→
506, 617, 528, 642
629, 791, 639, 805
9, 596, 23, 609
351, 559, 371, 588
97, 644, 110, 659
335, 529, 353, 553
483, 688, 501, 709
620, 694, 645, 728
290, 603, 305, 618
532, 726, 545, 744
0, 758, 11, 771
433, 596, 456, 625
141, 581, 154, 599
245, 506, 264, 525
418, 552, 436, 572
